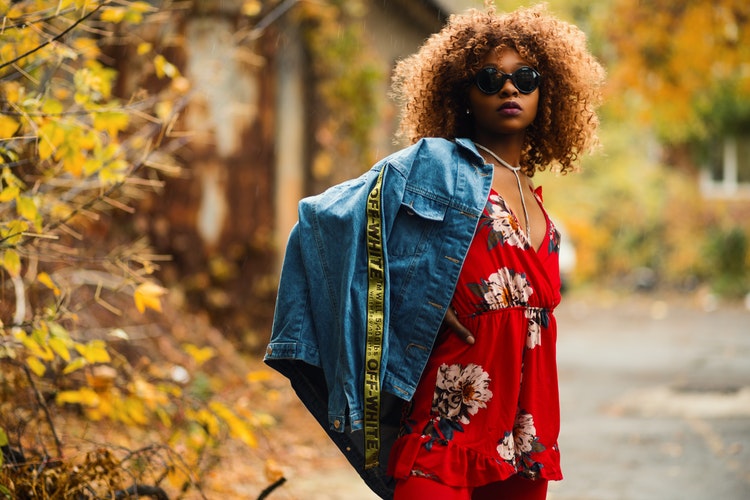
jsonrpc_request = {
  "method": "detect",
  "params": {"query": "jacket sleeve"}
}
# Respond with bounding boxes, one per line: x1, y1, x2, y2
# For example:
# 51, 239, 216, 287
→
265, 167, 391, 430
265, 222, 320, 365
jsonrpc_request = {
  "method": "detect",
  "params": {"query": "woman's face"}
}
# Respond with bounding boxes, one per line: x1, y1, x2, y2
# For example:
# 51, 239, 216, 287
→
467, 47, 539, 139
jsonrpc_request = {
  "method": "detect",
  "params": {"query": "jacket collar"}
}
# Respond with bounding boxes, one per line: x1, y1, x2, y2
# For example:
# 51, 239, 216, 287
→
455, 138, 486, 165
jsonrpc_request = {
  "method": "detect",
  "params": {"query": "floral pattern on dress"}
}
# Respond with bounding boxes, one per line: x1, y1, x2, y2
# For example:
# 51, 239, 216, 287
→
496, 409, 546, 477
432, 363, 493, 424
416, 363, 494, 452
524, 308, 550, 349
467, 267, 534, 311
480, 193, 530, 250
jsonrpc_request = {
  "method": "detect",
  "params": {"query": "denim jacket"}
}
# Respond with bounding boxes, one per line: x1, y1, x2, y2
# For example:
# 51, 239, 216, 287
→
264, 138, 493, 498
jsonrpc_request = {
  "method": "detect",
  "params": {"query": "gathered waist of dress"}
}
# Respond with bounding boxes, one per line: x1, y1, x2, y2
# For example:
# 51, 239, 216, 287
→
455, 305, 554, 320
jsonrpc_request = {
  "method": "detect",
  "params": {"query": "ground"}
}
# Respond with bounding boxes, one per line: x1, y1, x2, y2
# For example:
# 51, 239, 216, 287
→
7, 288, 749, 499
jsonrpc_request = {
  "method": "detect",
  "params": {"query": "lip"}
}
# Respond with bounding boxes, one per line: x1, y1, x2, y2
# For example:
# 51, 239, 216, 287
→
498, 101, 522, 111
497, 101, 522, 116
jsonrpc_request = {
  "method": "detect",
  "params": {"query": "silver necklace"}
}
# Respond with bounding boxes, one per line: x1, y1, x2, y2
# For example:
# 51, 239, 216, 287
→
474, 142, 530, 240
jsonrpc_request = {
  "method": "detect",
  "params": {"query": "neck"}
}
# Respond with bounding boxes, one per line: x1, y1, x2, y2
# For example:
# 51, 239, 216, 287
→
473, 142, 521, 171
471, 133, 524, 167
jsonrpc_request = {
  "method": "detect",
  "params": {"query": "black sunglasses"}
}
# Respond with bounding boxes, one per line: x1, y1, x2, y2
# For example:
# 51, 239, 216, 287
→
474, 66, 541, 95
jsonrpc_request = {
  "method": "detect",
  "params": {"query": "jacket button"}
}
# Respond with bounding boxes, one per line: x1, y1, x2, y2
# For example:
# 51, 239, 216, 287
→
266, 346, 273, 355
333, 419, 341, 429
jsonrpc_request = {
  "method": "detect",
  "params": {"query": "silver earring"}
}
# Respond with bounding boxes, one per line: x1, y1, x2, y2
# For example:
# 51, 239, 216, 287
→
466, 108, 471, 115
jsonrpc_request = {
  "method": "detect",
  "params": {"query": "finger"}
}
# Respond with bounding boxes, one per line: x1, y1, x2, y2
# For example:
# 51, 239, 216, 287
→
443, 308, 475, 345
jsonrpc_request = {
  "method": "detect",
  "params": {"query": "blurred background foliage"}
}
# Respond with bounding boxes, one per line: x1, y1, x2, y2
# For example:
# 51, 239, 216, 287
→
495, 0, 750, 299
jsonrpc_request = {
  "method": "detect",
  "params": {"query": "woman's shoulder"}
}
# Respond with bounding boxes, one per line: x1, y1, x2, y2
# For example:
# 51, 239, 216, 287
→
383, 137, 479, 170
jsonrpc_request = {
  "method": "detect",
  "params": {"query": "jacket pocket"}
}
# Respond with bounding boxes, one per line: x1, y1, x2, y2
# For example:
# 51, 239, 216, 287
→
387, 190, 448, 257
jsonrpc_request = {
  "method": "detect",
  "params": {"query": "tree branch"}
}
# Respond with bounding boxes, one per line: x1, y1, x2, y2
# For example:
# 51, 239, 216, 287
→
0, 2, 106, 73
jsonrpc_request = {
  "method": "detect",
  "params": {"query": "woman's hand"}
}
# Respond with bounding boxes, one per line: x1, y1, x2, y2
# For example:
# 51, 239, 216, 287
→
442, 307, 475, 345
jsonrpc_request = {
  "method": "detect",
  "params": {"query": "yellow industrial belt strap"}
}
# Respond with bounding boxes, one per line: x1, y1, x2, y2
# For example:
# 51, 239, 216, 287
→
364, 168, 385, 469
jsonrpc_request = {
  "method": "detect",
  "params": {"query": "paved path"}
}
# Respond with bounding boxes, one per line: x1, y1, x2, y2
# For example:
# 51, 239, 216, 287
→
277, 292, 750, 499
549, 292, 750, 500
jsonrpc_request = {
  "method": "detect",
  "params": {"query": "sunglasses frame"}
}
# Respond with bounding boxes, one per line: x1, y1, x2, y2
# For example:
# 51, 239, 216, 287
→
474, 66, 541, 95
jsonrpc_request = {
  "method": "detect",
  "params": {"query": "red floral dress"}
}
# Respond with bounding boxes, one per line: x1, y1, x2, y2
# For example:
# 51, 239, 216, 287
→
387, 187, 563, 487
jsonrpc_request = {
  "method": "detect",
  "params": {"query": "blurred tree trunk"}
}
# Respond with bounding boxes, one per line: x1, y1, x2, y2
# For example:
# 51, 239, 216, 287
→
109, 2, 280, 349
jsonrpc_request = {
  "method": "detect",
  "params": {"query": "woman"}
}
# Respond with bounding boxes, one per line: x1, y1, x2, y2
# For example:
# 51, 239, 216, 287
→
386, 6, 604, 499
265, 4, 604, 499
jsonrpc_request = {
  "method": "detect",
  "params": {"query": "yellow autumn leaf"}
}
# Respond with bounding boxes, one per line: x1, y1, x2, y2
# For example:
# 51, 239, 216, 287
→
77, 130, 98, 151
183, 343, 215, 366
72, 38, 100, 59
47, 321, 70, 340
85, 393, 111, 421
246, 370, 274, 383
1, 220, 28, 245
132, 377, 168, 408
3, 249, 21, 278
2, 165, 17, 181
17, 329, 54, 361
62, 148, 87, 177
93, 111, 129, 138
100, 7, 127, 23
38, 121, 66, 160
137, 42, 152, 55
134, 281, 167, 313
210, 401, 257, 447
153, 54, 179, 79
124, 10, 145, 24
16, 195, 37, 222
131, 1, 154, 13
167, 465, 191, 490
2, 81, 22, 104
27, 356, 46, 377
155, 100, 173, 122
48, 337, 70, 362
74, 339, 111, 364
0, 185, 19, 202
63, 357, 88, 375
38, 272, 61, 296
82, 157, 101, 177
57, 388, 101, 407
0, 115, 19, 138
99, 159, 129, 185
41, 98, 63, 115
124, 396, 149, 425
155, 407, 172, 427
187, 407, 220, 436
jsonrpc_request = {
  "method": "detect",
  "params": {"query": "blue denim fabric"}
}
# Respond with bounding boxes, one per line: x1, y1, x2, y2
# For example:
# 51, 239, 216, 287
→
264, 138, 493, 497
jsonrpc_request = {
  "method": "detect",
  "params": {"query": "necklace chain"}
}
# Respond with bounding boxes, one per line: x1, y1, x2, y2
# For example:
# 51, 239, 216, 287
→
474, 142, 530, 240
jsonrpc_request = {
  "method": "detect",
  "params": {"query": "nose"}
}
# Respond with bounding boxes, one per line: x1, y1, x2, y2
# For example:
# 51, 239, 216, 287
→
499, 77, 519, 97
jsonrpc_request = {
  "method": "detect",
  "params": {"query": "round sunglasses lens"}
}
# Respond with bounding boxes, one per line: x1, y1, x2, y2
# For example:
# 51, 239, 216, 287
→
513, 68, 538, 93
476, 68, 501, 94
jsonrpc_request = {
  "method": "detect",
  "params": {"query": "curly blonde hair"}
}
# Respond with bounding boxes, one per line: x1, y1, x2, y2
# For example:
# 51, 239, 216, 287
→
390, 4, 605, 175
